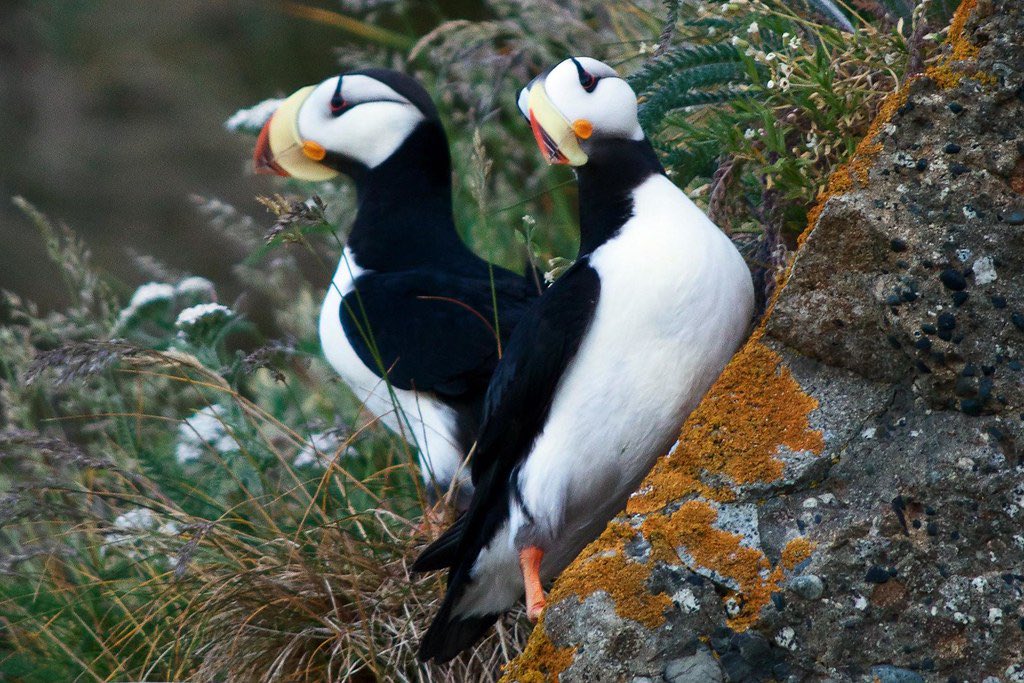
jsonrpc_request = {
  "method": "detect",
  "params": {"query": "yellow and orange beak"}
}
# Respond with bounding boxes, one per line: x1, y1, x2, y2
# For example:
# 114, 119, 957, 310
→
253, 86, 339, 182
524, 79, 590, 167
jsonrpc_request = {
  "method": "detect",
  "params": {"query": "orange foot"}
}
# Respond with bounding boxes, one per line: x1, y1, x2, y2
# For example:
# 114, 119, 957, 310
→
519, 546, 546, 621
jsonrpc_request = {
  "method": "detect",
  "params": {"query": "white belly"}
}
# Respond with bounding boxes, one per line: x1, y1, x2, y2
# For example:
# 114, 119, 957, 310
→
318, 249, 468, 491
458, 175, 754, 617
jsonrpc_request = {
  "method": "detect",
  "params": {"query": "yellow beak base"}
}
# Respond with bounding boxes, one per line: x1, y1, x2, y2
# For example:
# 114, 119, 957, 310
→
267, 86, 340, 182
526, 83, 589, 167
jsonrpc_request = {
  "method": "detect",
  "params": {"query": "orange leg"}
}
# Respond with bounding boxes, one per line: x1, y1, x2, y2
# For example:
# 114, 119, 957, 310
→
519, 546, 546, 621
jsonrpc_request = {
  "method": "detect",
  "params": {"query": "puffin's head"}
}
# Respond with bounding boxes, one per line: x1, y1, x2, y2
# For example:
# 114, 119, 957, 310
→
517, 57, 642, 167
254, 69, 440, 181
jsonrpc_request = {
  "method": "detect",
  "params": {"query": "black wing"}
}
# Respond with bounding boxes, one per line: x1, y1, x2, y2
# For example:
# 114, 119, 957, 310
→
338, 268, 533, 399
415, 261, 600, 663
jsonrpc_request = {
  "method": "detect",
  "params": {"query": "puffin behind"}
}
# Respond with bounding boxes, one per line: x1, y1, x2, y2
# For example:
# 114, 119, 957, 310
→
415, 57, 754, 661
253, 69, 538, 509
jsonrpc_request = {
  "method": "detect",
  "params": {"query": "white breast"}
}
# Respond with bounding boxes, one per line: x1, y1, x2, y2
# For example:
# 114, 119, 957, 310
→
457, 174, 753, 617
318, 248, 468, 491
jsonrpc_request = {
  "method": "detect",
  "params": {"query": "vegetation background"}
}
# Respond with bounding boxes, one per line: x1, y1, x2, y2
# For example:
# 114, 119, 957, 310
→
0, 0, 955, 680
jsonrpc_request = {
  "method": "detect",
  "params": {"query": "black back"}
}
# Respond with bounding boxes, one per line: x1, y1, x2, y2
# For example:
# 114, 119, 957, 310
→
319, 70, 540, 458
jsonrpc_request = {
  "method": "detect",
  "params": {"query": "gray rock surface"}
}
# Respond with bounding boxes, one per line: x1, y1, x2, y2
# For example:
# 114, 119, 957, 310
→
504, 1, 1024, 680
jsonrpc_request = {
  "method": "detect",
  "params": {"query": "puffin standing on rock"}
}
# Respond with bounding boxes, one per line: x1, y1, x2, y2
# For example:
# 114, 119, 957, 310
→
415, 57, 754, 662
254, 69, 537, 508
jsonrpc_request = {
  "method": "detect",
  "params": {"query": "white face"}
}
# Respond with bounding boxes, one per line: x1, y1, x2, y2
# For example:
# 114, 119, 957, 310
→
296, 74, 426, 169
518, 57, 643, 155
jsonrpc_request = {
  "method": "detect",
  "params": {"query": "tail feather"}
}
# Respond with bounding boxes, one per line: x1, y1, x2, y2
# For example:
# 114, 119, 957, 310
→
418, 594, 500, 663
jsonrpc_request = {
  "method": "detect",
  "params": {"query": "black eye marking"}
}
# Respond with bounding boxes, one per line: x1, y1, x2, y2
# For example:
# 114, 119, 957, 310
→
330, 75, 346, 116
570, 57, 599, 93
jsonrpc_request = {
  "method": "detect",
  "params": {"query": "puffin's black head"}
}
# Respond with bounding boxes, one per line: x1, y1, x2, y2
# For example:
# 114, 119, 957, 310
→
516, 57, 643, 167
254, 69, 442, 180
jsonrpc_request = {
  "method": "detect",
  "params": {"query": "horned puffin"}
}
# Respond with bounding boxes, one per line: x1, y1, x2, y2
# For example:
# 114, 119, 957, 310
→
414, 57, 754, 662
253, 69, 537, 508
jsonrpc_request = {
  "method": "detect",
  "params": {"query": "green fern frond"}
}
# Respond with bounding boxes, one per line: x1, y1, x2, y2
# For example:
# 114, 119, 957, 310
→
628, 43, 744, 94
638, 65, 752, 129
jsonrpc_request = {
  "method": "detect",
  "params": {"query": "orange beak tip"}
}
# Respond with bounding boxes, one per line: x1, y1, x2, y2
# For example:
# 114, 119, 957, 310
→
253, 116, 289, 177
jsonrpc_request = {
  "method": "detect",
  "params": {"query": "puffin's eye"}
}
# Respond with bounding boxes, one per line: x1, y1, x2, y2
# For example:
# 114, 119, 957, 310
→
329, 75, 346, 117
570, 57, 599, 93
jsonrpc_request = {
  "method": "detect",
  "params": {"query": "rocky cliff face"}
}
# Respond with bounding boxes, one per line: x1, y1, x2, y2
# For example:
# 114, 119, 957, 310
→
502, 1, 1024, 680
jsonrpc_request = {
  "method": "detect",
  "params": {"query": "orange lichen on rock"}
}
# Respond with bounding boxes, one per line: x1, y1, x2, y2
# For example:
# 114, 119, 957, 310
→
546, 521, 673, 629
626, 335, 824, 517
925, 0, 992, 88
500, 617, 576, 683
780, 537, 816, 570
800, 83, 912, 246
643, 500, 783, 630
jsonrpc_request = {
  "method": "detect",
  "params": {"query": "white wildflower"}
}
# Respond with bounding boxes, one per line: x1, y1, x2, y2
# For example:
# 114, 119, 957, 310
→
788, 36, 801, 50
764, 52, 777, 61
128, 282, 175, 309
224, 98, 284, 134
176, 303, 233, 329
766, 79, 776, 89
114, 507, 158, 532
521, 214, 537, 227
175, 276, 216, 302
294, 431, 353, 468
744, 128, 757, 140
747, 21, 759, 35
779, 78, 791, 91
175, 405, 239, 464
103, 507, 180, 559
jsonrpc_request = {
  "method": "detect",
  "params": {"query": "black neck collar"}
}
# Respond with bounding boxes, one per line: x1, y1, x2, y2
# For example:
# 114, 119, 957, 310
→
574, 137, 664, 257
326, 120, 472, 272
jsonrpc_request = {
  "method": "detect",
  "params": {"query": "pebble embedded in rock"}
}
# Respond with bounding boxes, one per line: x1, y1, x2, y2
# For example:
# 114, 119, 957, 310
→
940, 269, 967, 291
1011, 312, 1024, 332
915, 158, 928, 172
865, 565, 890, 584
944, 142, 961, 154
960, 398, 984, 415
890, 237, 909, 252
922, 323, 937, 334
952, 291, 970, 306
663, 648, 723, 683
948, 102, 964, 114
788, 574, 825, 600
1003, 210, 1024, 225
992, 295, 1008, 309
870, 665, 926, 683
938, 312, 956, 330
950, 162, 970, 177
